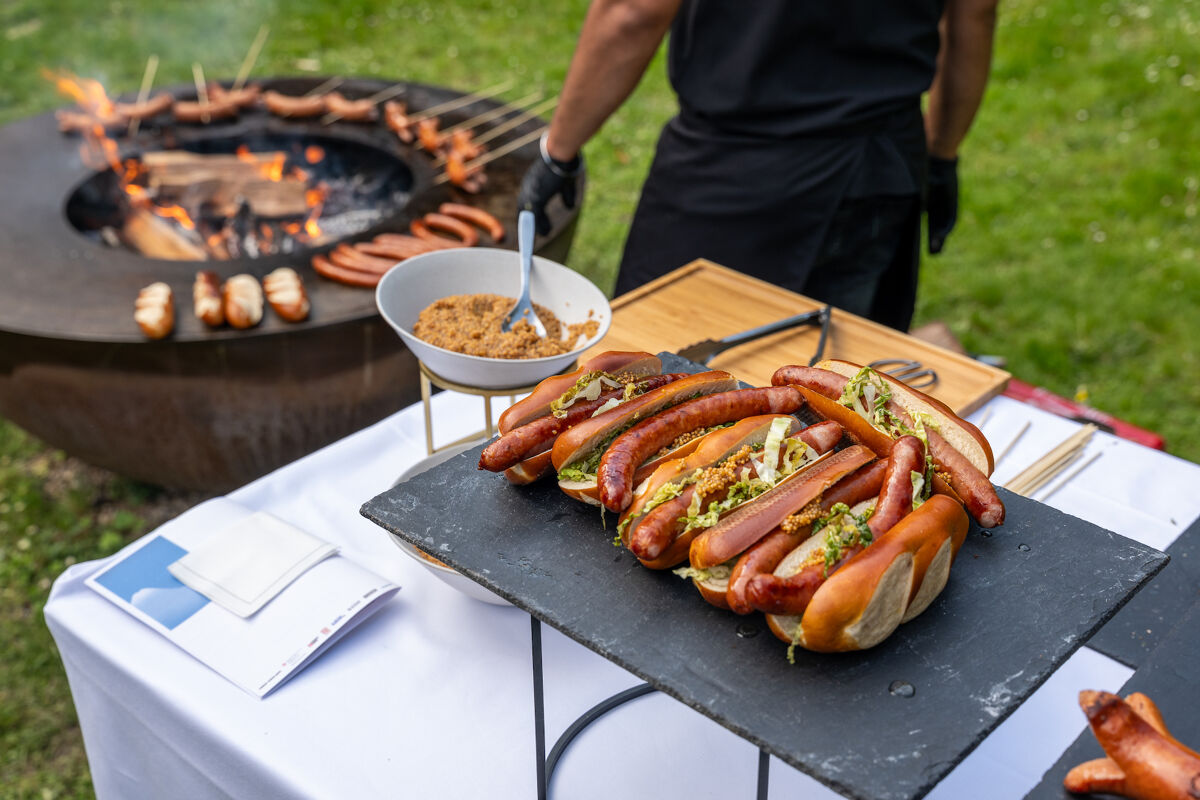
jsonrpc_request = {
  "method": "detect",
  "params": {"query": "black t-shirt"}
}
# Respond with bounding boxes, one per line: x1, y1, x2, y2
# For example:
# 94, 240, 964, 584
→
668, 0, 945, 138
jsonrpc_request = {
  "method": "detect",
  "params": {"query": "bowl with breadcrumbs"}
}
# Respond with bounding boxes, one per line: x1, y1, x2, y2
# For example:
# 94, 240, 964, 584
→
376, 247, 611, 389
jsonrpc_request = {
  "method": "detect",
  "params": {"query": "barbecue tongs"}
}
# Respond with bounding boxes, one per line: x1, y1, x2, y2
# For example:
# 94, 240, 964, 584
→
675, 305, 832, 366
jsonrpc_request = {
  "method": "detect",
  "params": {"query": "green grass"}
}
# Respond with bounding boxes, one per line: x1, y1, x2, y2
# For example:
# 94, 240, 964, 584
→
1, 0, 1198, 795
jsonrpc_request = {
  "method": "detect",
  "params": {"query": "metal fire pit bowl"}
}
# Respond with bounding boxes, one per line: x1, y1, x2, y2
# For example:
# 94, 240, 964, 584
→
0, 76, 582, 492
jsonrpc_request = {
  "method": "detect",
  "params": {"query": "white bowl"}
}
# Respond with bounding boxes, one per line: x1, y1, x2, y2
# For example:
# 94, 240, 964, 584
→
375, 247, 611, 390
387, 441, 513, 607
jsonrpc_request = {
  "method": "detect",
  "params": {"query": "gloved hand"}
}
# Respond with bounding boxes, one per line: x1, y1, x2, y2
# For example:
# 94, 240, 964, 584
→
517, 133, 584, 236
926, 156, 958, 255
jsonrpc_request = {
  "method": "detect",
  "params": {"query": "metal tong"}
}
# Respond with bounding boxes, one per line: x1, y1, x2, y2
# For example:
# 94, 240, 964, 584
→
868, 358, 938, 389
676, 306, 832, 366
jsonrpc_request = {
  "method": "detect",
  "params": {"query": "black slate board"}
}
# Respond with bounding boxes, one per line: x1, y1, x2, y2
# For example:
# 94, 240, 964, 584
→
1024, 595, 1200, 799
1086, 513, 1200, 667
361, 355, 1168, 800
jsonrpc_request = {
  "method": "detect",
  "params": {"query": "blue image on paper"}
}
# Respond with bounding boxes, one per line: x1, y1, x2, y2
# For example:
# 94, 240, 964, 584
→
95, 536, 209, 629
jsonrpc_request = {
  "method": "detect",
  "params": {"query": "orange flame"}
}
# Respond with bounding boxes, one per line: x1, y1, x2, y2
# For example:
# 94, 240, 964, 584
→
154, 204, 196, 231
303, 184, 326, 238
305, 145, 325, 164
42, 68, 115, 117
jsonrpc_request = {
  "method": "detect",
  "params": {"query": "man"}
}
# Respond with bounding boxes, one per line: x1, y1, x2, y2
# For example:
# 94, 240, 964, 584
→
518, 0, 999, 331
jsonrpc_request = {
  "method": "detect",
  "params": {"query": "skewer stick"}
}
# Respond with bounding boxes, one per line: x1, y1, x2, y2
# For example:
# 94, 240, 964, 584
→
127, 54, 159, 136
232, 24, 270, 92
469, 96, 558, 147
1003, 423, 1098, 496
974, 407, 994, 429
432, 126, 545, 186
1038, 450, 1103, 501
319, 82, 408, 124
434, 96, 558, 166
993, 420, 1030, 467
441, 90, 543, 137
305, 76, 345, 97
407, 78, 515, 124
192, 63, 210, 123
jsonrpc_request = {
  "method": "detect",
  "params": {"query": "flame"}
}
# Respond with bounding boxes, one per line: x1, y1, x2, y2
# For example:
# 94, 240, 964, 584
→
42, 68, 115, 117
154, 204, 196, 231
303, 184, 326, 238
305, 145, 325, 164
235, 144, 255, 162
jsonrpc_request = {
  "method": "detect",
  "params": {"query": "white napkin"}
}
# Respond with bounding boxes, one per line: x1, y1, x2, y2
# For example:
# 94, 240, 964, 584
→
167, 511, 337, 618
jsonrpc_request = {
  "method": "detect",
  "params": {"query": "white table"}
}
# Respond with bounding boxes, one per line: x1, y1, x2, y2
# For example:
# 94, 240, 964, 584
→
45, 391, 1200, 799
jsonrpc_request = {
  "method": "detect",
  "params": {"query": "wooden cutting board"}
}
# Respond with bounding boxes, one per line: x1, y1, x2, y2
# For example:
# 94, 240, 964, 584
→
581, 259, 1010, 416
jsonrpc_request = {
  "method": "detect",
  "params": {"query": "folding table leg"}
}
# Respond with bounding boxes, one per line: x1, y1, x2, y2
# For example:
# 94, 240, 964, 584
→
532, 615, 547, 800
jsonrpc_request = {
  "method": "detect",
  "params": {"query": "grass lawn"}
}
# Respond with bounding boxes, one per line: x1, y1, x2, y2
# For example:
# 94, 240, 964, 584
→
1, 0, 1197, 795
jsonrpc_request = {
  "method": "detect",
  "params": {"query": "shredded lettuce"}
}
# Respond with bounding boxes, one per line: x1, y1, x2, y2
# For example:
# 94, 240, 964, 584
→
755, 417, 792, 484
813, 503, 874, 576
615, 476, 695, 538
550, 371, 624, 418
672, 562, 733, 582
910, 470, 926, 509
557, 464, 595, 483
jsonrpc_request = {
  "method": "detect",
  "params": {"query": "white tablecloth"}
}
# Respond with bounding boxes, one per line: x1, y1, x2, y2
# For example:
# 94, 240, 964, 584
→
45, 391, 1200, 799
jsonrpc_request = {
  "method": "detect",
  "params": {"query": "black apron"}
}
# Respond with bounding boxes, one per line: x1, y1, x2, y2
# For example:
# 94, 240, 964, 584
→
614, 0, 943, 331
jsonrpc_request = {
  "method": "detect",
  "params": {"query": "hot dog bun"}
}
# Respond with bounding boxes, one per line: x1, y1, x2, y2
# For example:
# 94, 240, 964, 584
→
812, 359, 993, 475
551, 371, 738, 505
765, 494, 968, 652
498, 351, 662, 434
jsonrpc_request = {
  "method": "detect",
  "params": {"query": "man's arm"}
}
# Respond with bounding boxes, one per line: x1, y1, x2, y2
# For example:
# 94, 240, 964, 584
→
543, 0, 682, 162
924, 0, 1000, 159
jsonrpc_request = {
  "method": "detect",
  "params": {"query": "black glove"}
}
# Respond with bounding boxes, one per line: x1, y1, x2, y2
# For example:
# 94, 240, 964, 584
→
926, 156, 958, 255
517, 133, 584, 236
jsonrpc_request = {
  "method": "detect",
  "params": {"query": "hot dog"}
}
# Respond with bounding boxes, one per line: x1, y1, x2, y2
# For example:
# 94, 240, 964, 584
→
619, 417, 845, 569
417, 118, 445, 153
724, 458, 889, 614
172, 98, 239, 124
329, 244, 399, 276
356, 235, 436, 261
322, 91, 378, 122
597, 386, 805, 513
383, 100, 415, 143
410, 218, 469, 249
113, 92, 174, 121
744, 435, 927, 615
311, 253, 379, 288
438, 203, 505, 243
1064, 691, 1200, 800
551, 371, 740, 505
446, 150, 486, 194
206, 83, 261, 109
418, 212, 479, 247
262, 90, 327, 118
761, 492, 969, 652
485, 352, 671, 485
773, 360, 1004, 528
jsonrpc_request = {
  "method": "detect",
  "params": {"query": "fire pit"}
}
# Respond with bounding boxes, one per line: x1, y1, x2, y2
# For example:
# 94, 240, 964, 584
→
0, 76, 582, 491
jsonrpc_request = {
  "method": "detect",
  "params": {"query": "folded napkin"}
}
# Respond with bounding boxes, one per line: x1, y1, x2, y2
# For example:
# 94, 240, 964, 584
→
167, 511, 336, 617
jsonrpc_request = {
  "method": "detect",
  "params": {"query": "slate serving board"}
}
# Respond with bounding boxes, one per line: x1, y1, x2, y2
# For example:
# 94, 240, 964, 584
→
1086, 513, 1200, 668
1024, 595, 1200, 799
361, 355, 1168, 800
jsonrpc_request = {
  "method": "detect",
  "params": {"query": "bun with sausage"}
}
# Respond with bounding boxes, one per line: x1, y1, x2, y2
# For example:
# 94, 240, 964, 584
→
772, 359, 1004, 528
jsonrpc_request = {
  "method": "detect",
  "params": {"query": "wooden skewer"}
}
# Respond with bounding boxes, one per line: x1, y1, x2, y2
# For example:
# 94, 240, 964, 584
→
433, 96, 559, 167
1004, 424, 1098, 496
305, 76, 345, 97
993, 420, 1030, 466
232, 24, 270, 92
1038, 451, 1103, 501
432, 126, 545, 186
319, 82, 408, 124
974, 407, 994, 429
441, 90, 543, 136
192, 63, 210, 123
406, 78, 515, 124
127, 54, 159, 136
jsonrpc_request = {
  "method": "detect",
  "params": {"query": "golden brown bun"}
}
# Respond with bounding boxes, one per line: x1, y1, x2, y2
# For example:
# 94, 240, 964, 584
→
813, 359, 994, 476
619, 414, 801, 547
688, 445, 876, 569
222, 274, 264, 330
503, 450, 554, 485
551, 371, 737, 471
263, 267, 310, 322
766, 494, 969, 652
134, 282, 174, 339
497, 351, 661, 434
694, 572, 731, 610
